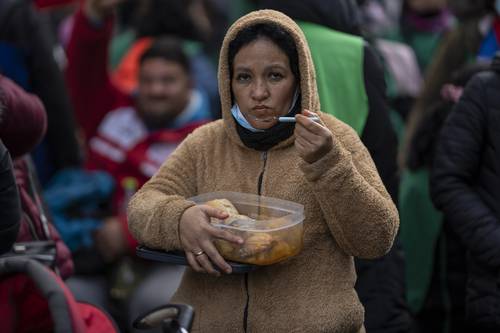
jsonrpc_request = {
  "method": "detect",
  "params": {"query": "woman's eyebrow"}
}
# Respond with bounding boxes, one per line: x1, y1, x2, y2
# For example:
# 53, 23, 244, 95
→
266, 64, 287, 70
234, 63, 287, 72
233, 66, 251, 72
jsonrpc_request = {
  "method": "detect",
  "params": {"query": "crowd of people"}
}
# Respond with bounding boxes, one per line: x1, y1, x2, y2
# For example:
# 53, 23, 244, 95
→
1, 0, 500, 332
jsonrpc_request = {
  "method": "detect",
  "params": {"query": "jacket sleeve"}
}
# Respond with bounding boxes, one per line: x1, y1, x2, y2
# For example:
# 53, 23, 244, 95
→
0, 140, 20, 254
0, 75, 47, 158
360, 44, 399, 204
127, 133, 199, 251
300, 118, 399, 259
65, 9, 128, 142
430, 74, 500, 268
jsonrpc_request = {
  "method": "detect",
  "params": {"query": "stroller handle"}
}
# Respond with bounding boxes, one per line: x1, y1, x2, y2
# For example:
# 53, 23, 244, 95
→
133, 303, 194, 333
174, 304, 194, 332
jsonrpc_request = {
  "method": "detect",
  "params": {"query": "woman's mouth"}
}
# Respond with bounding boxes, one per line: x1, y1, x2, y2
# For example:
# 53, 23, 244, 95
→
248, 106, 276, 122
247, 114, 276, 122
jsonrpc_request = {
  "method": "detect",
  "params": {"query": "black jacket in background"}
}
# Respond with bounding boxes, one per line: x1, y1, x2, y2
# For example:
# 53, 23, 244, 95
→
361, 45, 399, 203
355, 44, 410, 333
0, 139, 20, 254
431, 68, 500, 331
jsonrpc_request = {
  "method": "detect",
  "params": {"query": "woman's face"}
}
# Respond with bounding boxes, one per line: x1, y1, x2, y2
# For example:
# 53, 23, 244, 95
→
231, 38, 297, 130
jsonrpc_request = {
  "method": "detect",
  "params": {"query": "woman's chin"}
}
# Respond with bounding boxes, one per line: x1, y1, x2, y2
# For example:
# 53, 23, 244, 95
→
249, 118, 278, 130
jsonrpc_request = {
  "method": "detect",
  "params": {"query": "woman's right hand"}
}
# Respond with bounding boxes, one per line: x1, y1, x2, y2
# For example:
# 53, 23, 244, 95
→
179, 205, 243, 276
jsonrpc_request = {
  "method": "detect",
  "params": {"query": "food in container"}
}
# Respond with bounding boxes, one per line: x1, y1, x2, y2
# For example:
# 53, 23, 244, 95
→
189, 192, 304, 265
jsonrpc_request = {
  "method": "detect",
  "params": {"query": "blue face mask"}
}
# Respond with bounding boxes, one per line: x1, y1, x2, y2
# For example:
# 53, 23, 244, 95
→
231, 103, 265, 132
231, 88, 300, 132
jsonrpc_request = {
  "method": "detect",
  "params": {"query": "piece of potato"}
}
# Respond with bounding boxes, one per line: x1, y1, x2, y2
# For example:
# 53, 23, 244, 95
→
240, 233, 273, 257
214, 239, 236, 257
205, 199, 240, 216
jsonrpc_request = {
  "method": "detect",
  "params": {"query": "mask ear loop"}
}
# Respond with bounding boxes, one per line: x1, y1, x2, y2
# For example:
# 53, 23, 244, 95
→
287, 87, 300, 115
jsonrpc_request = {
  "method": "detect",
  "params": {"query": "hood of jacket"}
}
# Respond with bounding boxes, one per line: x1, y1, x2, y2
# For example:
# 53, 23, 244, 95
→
0, 75, 47, 158
218, 9, 321, 149
258, 0, 362, 36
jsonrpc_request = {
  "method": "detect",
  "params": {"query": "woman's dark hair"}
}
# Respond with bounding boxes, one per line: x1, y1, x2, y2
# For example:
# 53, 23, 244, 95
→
140, 37, 191, 73
228, 23, 300, 82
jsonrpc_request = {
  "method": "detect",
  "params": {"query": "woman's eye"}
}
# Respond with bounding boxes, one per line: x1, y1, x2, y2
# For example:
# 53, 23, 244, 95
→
236, 73, 251, 82
269, 72, 283, 81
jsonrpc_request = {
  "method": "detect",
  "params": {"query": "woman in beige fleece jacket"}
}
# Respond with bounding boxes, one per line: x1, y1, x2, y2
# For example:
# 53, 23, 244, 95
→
128, 9, 399, 333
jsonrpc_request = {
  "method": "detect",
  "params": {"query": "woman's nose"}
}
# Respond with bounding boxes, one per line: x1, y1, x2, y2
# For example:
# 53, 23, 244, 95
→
251, 80, 269, 101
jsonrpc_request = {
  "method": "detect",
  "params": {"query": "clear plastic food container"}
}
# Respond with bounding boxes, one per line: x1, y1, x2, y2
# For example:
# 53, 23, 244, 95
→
188, 191, 304, 265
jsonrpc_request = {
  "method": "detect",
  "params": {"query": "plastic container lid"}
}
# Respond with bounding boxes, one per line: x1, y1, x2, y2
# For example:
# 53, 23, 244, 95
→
188, 191, 304, 231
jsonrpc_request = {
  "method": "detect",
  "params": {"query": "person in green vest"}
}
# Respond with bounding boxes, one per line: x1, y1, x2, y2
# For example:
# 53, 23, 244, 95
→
257, 1, 411, 332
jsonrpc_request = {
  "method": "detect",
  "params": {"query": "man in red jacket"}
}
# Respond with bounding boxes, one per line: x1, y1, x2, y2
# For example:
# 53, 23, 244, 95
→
66, 0, 212, 256
65, 0, 212, 328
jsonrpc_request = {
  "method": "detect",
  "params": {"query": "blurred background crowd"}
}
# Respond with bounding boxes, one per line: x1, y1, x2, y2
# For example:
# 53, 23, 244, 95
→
1, 0, 500, 332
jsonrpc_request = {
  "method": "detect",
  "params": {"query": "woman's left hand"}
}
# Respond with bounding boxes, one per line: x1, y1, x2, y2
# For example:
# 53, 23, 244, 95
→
294, 109, 333, 164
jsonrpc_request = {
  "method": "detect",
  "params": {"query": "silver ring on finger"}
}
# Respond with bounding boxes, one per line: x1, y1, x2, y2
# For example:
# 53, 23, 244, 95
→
193, 249, 205, 257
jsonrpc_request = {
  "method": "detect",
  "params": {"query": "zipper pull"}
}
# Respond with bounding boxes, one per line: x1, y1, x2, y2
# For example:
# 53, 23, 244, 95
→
261, 151, 267, 161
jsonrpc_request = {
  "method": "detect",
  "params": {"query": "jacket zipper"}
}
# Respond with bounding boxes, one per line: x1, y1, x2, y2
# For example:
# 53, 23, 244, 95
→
257, 151, 267, 196
244, 151, 268, 333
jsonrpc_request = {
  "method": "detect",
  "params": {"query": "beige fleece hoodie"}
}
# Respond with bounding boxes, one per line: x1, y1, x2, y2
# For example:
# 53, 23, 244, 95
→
128, 9, 399, 333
